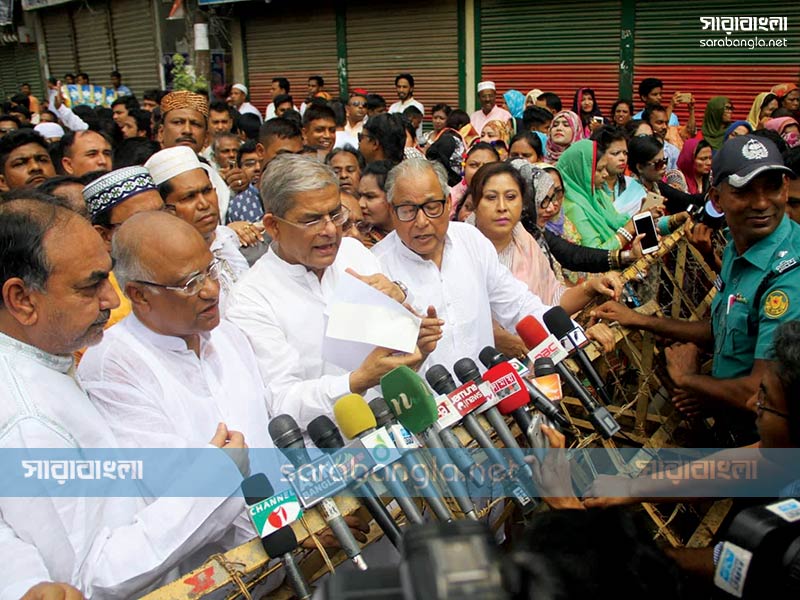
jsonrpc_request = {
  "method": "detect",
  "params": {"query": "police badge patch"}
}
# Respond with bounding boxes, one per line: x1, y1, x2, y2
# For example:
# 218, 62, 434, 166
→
764, 290, 789, 319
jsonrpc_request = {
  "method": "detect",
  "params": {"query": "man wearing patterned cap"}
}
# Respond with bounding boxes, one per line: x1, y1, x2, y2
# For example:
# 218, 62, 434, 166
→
81, 166, 164, 335
470, 81, 512, 134
229, 83, 263, 122
145, 146, 249, 312
158, 90, 245, 225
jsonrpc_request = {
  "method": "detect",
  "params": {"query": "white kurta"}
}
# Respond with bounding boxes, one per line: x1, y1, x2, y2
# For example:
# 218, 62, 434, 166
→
211, 225, 250, 314
389, 98, 425, 139
372, 222, 555, 373
0, 332, 244, 600
226, 238, 382, 429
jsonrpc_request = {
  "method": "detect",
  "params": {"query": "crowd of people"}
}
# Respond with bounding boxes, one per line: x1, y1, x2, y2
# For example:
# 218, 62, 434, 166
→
1, 68, 800, 599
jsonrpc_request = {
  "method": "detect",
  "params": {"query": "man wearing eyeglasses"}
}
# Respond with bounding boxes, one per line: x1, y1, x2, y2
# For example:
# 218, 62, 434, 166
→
372, 158, 556, 373
227, 154, 441, 431
146, 146, 250, 313
345, 92, 368, 138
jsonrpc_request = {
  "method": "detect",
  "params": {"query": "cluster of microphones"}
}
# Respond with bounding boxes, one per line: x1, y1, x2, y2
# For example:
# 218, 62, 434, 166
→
240, 306, 622, 599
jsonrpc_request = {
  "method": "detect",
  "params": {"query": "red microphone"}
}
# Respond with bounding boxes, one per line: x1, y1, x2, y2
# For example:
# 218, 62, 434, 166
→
516, 315, 569, 365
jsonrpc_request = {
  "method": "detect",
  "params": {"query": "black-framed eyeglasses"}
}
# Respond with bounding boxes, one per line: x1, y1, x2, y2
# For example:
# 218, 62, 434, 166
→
646, 158, 668, 169
392, 199, 447, 222
134, 257, 222, 296
723, 105, 734, 111
342, 217, 373, 235
539, 187, 564, 209
756, 386, 790, 419
357, 132, 374, 143
273, 205, 350, 233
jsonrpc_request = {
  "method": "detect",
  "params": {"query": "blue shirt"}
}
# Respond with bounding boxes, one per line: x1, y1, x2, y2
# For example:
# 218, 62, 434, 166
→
226, 185, 264, 224
115, 85, 132, 97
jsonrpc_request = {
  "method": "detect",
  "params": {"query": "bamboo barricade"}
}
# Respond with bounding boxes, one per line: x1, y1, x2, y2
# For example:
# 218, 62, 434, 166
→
147, 225, 731, 598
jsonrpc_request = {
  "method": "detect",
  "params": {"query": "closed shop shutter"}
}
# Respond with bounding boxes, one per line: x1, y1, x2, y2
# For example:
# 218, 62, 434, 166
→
109, 0, 161, 97
635, 1, 800, 125
480, 0, 622, 117
244, 3, 339, 115
71, 1, 113, 83
0, 43, 44, 101
41, 6, 78, 80
345, 0, 459, 120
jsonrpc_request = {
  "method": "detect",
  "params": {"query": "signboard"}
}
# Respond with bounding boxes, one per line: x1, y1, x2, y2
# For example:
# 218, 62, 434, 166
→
22, 0, 73, 10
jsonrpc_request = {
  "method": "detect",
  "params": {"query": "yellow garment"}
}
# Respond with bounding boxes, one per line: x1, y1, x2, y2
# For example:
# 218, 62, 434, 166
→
73, 272, 131, 363
747, 92, 771, 130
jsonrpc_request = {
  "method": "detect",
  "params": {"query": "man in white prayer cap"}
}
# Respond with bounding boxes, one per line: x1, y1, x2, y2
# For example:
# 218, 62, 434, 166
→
229, 83, 263, 122
145, 146, 249, 312
470, 81, 513, 134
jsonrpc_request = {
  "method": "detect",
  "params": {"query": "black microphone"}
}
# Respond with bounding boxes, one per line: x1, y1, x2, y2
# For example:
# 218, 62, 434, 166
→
268, 415, 368, 570
241, 473, 311, 599
478, 347, 571, 429
307, 415, 403, 548
543, 306, 613, 405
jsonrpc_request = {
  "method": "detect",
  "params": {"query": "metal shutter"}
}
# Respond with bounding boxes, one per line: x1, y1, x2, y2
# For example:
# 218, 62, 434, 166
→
109, 0, 160, 97
244, 3, 339, 114
0, 45, 16, 100
71, 1, 113, 83
0, 43, 44, 101
480, 0, 622, 116
345, 0, 459, 117
41, 6, 77, 80
635, 1, 800, 124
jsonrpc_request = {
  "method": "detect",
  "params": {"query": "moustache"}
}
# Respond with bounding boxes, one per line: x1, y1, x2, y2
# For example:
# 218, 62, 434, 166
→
92, 310, 111, 328
177, 136, 197, 144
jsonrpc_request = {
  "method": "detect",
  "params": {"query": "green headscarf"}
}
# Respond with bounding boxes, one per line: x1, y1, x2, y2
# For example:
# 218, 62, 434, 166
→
702, 96, 730, 151
558, 139, 628, 250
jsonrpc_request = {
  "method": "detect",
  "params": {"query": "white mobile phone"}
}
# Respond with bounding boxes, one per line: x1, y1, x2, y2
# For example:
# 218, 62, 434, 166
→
592, 115, 604, 124
633, 211, 660, 254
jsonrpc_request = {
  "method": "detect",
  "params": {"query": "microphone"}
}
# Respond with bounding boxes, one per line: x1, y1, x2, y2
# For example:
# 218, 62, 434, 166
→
268, 415, 369, 570
541, 307, 613, 405
516, 314, 620, 439
380, 366, 478, 520
426, 364, 537, 506
478, 346, 571, 429
366, 396, 454, 523
308, 415, 404, 548
334, 394, 425, 525
483, 360, 541, 449
241, 473, 311, 599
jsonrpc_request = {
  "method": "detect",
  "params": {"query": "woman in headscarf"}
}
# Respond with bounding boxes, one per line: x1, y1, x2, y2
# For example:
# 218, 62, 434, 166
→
723, 120, 754, 142
545, 110, 584, 165
480, 119, 512, 159
676, 138, 713, 195
765, 117, 800, 148
503, 90, 525, 121
468, 161, 622, 355
572, 87, 604, 137
558, 139, 632, 249
746, 92, 779, 130
525, 89, 543, 108
701, 96, 733, 151
772, 83, 799, 114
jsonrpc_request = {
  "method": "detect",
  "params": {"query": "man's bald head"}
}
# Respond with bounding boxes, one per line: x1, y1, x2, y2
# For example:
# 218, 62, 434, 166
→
112, 210, 204, 289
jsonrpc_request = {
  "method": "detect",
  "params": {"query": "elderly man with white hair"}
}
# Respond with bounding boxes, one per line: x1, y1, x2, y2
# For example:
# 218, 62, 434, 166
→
145, 146, 249, 312
227, 154, 441, 430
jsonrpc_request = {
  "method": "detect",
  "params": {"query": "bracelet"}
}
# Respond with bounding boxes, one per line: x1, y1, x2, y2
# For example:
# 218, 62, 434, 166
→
393, 280, 408, 302
621, 250, 633, 265
608, 249, 621, 270
617, 227, 633, 243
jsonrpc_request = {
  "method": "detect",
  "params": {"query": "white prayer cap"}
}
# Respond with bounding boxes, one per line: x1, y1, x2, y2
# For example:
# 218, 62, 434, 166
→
144, 146, 203, 186
34, 122, 65, 140
232, 83, 248, 96
477, 81, 496, 93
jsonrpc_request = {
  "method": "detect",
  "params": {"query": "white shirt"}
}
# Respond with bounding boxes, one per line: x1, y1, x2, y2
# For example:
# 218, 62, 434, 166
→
334, 130, 359, 150
237, 102, 263, 122
389, 98, 424, 139
203, 162, 232, 225
211, 225, 250, 314
0, 332, 244, 599
226, 238, 382, 429
372, 222, 554, 372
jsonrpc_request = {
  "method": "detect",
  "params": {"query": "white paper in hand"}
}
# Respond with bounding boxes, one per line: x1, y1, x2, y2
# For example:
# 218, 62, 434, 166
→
323, 273, 421, 370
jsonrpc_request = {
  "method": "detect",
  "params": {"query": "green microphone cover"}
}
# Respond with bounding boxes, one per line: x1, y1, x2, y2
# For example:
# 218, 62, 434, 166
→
334, 393, 377, 439
380, 366, 438, 434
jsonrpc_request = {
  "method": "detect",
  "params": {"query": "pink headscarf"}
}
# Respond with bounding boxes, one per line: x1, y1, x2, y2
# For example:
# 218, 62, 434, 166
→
676, 137, 702, 194
765, 117, 800, 148
545, 110, 584, 164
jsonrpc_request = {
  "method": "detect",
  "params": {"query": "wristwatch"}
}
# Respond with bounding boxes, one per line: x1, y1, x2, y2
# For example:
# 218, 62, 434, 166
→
393, 280, 408, 302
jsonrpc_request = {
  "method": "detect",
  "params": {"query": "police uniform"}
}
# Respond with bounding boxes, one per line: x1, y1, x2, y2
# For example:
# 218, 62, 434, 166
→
712, 216, 800, 379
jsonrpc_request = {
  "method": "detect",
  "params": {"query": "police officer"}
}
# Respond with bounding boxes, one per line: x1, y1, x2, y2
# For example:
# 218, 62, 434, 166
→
590, 135, 798, 445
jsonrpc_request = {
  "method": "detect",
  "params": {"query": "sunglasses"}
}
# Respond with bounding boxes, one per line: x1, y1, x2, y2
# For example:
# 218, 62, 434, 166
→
646, 158, 668, 169
349, 101, 367, 108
